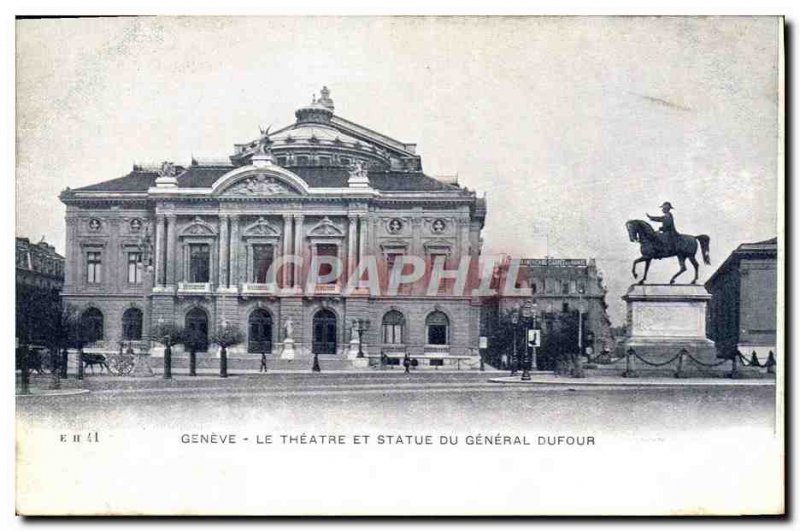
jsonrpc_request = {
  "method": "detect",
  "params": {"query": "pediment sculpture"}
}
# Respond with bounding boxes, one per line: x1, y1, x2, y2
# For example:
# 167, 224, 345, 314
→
308, 216, 344, 237
243, 217, 280, 237
180, 216, 216, 237
226, 174, 296, 196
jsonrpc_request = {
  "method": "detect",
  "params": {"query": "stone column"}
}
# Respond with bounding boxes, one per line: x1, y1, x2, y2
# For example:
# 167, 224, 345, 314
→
459, 216, 470, 259
165, 214, 177, 286
293, 214, 304, 289
154, 215, 166, 286
357, 215, 367, 268
347, 214, 358, 280
282, 214, 292, 288
218, 214, 229, 288
229, 215, 240, 287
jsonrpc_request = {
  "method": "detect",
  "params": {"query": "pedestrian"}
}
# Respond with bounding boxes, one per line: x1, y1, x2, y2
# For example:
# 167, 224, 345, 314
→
260, 352, 267, 373
403, 353, 411, 374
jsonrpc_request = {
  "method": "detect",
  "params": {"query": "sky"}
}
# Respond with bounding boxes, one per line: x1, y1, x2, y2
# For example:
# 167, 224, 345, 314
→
15, 16, 781, 323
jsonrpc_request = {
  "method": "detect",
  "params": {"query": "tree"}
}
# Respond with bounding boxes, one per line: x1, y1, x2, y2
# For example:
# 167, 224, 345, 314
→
42, 302, 80, 388
538, 311, 585, 377
150, 322, 184, 380
210, 323, 244, 378
488, 308, 530, 372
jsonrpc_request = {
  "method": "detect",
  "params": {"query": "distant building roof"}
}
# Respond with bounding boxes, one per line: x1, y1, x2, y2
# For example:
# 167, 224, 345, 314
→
705, 237, 778, 288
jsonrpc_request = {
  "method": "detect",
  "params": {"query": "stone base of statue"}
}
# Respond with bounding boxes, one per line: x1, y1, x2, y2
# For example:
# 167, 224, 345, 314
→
132, 352, 155, 378
351, 357, 369, 368
347, 339, 361, 359
280, 338, 296, 360
620, 284, 717, 368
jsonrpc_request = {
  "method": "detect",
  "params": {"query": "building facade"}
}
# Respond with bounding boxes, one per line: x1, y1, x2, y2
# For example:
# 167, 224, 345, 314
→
16, 236, 65, 291
59, 88, 486, 367
16, 236, 65, 346
705, 237, 778, 362
487, 257, 613, 354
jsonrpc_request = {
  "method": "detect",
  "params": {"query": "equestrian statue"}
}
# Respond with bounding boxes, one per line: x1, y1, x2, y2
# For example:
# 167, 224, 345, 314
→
626, 201, 710, 285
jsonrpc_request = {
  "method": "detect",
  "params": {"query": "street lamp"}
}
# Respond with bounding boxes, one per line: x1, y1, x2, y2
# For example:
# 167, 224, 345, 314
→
521, 301, 537, 381
354, 318, 370, 358
510, 309, 519, 376
577, 287, 585, 355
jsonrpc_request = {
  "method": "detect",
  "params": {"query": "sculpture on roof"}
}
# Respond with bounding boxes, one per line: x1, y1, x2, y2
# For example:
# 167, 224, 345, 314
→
159, 161, 177, 177
255, 125, 273, 155
348, 160, 369, 181
318, 86, 334, 110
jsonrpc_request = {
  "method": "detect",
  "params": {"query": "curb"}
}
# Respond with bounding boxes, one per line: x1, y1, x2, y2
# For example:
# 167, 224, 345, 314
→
487, 377, 776, 387
16, 388, 91, 398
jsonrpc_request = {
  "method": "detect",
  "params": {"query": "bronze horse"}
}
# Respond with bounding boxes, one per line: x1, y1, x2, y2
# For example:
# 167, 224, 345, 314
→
626, 220, 710, 284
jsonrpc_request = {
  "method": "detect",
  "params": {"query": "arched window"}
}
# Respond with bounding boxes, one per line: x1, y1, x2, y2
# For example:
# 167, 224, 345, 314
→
80, 308, 104, 343
185, 308, 209, 352
122, 308, 143, 341
248, 309, 273, 353
382, 310, 405, 344
426, 311, 449, 345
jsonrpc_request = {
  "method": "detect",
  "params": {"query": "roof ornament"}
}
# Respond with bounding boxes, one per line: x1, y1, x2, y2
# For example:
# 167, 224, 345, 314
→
347, 160, 371, 189
318, 86, 334, 111
159, 161, 177, 177
155, 160, 179, 188
251, 125, 275, 167
255, 125, 273, 155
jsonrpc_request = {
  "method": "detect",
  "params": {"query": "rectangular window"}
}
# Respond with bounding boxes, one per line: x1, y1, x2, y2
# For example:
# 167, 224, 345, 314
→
430, 359, 444, 367
86, 251, 102, 284
316, 244, 338, 284
189, 244, 210, 283
127, 251, 142, 284
562, 281, 570, 294
428, 325, 448, 345
252, 244, 274, 284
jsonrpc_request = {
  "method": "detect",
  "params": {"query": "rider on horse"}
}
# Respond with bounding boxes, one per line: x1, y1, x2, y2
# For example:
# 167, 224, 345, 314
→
647, 201, 678, 255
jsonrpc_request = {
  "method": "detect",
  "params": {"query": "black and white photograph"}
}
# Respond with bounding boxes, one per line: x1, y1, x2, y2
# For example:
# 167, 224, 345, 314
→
12, 13, 784, 516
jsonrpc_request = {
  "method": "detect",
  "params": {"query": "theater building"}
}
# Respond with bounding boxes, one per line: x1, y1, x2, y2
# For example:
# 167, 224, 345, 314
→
59, 87, 486, 367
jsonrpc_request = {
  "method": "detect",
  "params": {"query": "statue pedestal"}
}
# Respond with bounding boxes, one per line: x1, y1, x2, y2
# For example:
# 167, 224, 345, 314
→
280, 339, 296, 360
621, 284, 717, 365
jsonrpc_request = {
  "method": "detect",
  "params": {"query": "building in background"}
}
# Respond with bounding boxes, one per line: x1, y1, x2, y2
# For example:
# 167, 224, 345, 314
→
16, 236, 65, 346
58, 87, 486, 368
16, 236, 65, 291
483, 256, 613, 367
705, 237, 778, 362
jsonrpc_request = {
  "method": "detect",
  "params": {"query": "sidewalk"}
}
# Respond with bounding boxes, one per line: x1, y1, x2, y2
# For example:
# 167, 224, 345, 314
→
488, 374, 776, 387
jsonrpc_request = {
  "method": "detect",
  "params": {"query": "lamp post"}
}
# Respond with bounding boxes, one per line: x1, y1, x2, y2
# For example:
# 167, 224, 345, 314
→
510, 309, 519, 376
354, 318, 370, 359
521, 301, 537, 381
577, 287, 585, 355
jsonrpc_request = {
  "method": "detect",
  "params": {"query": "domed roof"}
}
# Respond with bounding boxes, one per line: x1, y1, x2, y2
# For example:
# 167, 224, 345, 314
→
269, 123, 361, 147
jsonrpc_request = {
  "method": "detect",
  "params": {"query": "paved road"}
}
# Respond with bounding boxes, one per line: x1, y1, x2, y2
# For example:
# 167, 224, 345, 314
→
18, 372, 776, 435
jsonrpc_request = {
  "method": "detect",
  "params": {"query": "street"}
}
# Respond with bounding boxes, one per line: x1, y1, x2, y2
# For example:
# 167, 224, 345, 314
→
17, 372, 777, 435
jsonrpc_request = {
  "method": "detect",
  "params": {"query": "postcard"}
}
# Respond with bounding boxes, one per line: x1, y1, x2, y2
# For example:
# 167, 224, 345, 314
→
14, 15, 784, 516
